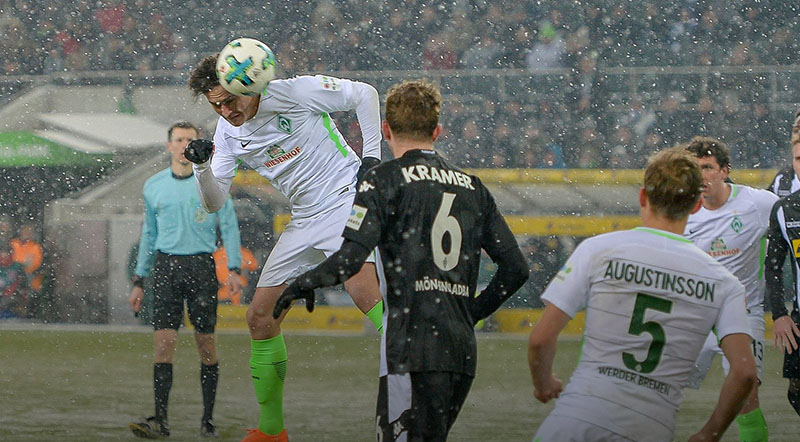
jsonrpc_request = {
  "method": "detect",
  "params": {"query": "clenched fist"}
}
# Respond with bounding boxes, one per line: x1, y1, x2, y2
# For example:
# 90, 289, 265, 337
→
184, 139, 215, 164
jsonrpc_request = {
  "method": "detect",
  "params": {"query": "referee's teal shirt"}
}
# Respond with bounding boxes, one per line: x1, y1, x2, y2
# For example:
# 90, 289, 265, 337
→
134, 169, 242, 278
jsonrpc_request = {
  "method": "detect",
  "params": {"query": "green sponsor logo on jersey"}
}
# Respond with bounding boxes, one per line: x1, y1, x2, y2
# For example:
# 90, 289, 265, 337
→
278, 115, 292, 134
730, 215, 743, 233
710, 237, 728, 252
267, 144, 285, 159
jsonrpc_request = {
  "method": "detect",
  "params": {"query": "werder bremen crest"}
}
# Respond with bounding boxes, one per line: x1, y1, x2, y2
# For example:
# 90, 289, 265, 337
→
278, 115, 292, 134
730, 215, 743, 233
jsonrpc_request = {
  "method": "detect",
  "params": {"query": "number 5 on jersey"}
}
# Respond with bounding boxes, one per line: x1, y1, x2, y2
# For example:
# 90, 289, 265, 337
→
623, 293, 673, 374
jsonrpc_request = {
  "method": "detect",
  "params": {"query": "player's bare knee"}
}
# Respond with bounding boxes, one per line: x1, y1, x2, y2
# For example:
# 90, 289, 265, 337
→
247, 303, 280, 335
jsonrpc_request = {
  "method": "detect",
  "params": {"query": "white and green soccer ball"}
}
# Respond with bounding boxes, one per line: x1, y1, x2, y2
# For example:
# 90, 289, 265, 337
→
216, 38, 277, 96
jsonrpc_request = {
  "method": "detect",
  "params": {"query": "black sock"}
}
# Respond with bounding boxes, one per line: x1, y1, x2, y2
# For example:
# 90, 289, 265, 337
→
154, 363, 173, 423
201, 363, 219, 423
789, 389, 800, 416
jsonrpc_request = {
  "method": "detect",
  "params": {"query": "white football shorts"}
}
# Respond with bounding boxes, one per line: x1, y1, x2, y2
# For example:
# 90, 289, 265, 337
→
533, 414, 636, 442
684, 308, 764, 389
257, 196, 375, 288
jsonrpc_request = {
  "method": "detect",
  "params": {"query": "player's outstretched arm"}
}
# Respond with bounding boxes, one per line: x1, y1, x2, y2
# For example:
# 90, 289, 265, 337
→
272, 239, 372, 319
689, 333, 757, 442
528, 303, 569, 404
185, 139, 231, 213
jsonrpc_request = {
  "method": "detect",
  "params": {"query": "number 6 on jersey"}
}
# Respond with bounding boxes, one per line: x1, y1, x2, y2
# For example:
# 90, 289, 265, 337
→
431, 192, 462, 271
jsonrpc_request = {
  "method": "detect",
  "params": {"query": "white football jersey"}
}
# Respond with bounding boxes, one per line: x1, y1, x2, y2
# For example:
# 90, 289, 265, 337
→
685, 184, 778, 311
541, 227, 749, 442
209, 75, 381, 218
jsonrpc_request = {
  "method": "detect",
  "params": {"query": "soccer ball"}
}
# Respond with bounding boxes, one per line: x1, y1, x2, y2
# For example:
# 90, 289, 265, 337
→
216, 38, 277, 96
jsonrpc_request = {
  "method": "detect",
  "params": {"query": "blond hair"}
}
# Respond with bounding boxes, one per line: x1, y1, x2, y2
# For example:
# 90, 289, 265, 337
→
644, 147, 703, 221
385, 80, 441, 141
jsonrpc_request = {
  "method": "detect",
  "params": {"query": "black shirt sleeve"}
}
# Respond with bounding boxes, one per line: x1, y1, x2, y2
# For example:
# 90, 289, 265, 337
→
766, 201, 790, 320
294, 239, 372, 291
470, 183, 530, 321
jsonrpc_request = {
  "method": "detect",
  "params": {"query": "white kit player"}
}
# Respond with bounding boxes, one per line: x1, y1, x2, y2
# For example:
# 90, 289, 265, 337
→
529, 147, 756, 442
186, 55, 384, 442
683, 137, 776, 441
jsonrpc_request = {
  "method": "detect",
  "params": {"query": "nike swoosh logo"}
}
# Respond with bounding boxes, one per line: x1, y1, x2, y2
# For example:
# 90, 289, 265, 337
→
240, 140, 251, 147
688, 229, 699, 234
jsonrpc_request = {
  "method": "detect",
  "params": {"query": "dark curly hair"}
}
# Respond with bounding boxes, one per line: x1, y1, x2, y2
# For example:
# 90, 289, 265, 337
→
188, 55, 219, 98
685, 136, 732, 170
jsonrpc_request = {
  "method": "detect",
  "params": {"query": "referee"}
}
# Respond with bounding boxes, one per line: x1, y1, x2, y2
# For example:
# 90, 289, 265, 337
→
273, 80, 529, 441
128, 121, 243, 439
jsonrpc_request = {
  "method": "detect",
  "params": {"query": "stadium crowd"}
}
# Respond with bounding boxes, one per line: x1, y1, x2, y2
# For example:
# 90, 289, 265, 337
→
0, 0, 796, 168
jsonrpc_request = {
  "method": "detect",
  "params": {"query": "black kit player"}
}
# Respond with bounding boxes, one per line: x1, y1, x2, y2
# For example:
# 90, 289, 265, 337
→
765, 135, 800, 418
768, 108, 800, 196
272, 80, 529, 441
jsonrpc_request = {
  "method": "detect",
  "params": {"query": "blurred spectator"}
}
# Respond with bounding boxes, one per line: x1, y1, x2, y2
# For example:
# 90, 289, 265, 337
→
566, 53, 611, 135
727, 41, 760, 66
608, 126, 638, 166
653, 92, 686, 147
666, 7, 698, 64
521, 236, 564, 307
608, 145, 631, 169
538, 143, 566, 168
0, 216, 13, 238
574, 127, 605, 168
10, 223, 43, 293
459, 120, 485, 167
693, 8, 728, 65
214, 246, 258, 306
766, 27, 800, 65
691, 94, 717, 136
422, 31, 458, 70
461, 31, 504, 69
741, 102, 781, 168
94, 1, 126, 36
619, 97, 657, 141
0, 238, 28, 319
642, 130, 668, 159
525, 21, 565, 69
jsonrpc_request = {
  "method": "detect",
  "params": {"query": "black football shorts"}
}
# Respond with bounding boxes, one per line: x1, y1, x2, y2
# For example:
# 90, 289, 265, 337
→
376, 371, 473, 442
151, 252, 218, 333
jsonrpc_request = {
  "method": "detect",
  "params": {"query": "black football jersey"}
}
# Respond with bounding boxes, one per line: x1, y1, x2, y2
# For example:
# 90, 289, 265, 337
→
343, 149, 519, 376
766, 191, 800, 319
